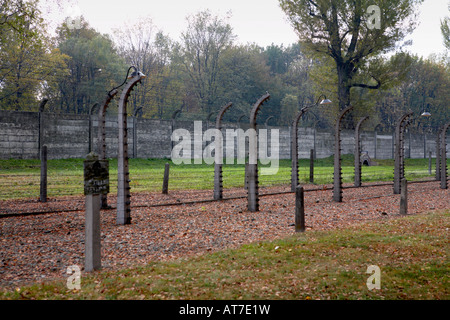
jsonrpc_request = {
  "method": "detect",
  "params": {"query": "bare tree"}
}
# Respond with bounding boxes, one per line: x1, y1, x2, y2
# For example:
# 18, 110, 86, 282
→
176, 10, 235, 114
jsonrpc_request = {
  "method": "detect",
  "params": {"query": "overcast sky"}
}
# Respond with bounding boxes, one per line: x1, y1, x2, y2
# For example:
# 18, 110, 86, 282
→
48, 0, 449, 58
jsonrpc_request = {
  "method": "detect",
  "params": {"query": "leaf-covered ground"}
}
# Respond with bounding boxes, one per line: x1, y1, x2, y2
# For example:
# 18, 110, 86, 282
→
0, 180, 448, 299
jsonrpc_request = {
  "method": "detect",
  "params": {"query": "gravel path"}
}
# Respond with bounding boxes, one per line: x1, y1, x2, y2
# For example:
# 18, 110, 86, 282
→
0, 181, 448, 289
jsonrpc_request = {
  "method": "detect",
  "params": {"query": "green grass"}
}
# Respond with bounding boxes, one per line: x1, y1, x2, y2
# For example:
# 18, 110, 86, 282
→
0, 156, 444, 200
1, 210, 448, 300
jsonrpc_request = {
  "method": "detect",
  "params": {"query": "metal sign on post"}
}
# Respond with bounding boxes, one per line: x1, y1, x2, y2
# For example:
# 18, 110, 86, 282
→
84, 157, 110, 196
83, 152, 109, 272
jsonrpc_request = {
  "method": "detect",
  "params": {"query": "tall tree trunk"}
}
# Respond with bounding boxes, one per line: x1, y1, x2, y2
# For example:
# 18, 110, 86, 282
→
337, 63, 351, 112
336, 62, 355, 128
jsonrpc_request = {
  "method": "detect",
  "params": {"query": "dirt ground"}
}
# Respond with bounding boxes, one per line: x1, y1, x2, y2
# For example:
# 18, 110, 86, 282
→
0, 181, 448, 289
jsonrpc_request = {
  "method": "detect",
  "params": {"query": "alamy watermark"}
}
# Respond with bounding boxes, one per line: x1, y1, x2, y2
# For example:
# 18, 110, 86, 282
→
66, 265, 81, 290
366, 265, 381, 290
366, 5, 381, 30
171, 121, 280, 175
64, 6, 82, 30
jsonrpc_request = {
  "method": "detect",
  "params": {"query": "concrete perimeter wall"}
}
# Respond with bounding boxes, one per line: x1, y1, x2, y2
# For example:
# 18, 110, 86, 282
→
0, 110, 448, 160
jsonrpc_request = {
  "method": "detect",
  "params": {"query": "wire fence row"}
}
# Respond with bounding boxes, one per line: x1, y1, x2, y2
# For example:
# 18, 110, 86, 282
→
0, 159, 443, 201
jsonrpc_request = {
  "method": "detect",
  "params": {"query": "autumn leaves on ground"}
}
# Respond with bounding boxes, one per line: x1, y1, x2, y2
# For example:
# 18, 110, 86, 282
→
0, 176, 448, 300
1, 210, 448, 300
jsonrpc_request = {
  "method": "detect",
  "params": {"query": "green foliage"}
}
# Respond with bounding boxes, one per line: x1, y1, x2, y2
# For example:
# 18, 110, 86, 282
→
54, 17, 126, 114
279, 0, 424, 111
280, 94, 298, 125
374, 55, 450, 131
0, 0, 68, 111
0, 3, 447, 131
176, 10, 235, 115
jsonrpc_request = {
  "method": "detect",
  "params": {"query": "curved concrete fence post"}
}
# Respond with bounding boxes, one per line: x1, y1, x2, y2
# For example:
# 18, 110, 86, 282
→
213, 102, 233, 200
292, 96, 331, 192
291, 107, 310, 192
248, 93, 271, 212
393, 112, 413, 194
333, 105, 353, 202
117, 68, 146, 225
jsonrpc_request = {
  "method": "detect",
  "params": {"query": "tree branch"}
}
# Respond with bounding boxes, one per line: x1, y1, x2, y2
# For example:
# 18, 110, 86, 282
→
351, 75, 382, 90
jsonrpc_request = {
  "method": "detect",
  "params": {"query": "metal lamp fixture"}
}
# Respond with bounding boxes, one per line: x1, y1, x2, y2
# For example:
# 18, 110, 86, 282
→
421, 103, 431, 117
320, 98, 333, 105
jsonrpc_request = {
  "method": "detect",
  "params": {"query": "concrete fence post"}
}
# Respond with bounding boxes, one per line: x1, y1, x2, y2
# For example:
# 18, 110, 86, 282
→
248, 93, 271, 212
394, 112, 413, 195
214, 103, 233, 200
291, 96, 331, 192
333, 105, 353, 202
133, 107, 143, 159
85, 193, 101, 272
291, 107, 310, 192
83, 152, 109, 272
117, 68, 145, 225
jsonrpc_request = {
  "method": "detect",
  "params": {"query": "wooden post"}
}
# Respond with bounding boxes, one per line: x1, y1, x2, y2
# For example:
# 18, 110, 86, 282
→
440, 123, 449, 190
295, 186, 305, 233
428, 151, 432, 175
400, 178, 408, 216
162, 163, 170, 194
309, 149, 314, 184
40, 145, 47, 203
37, 98, 48, 159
